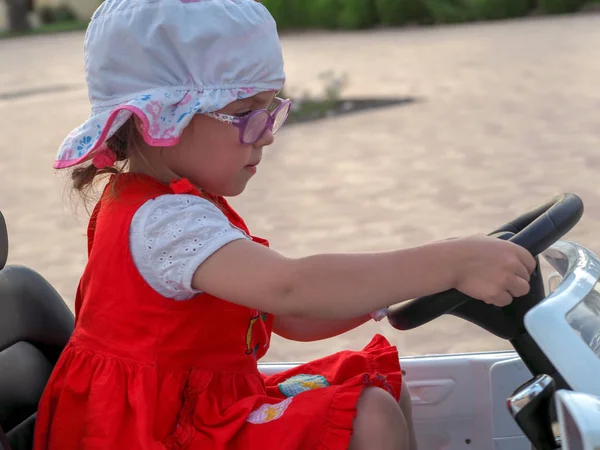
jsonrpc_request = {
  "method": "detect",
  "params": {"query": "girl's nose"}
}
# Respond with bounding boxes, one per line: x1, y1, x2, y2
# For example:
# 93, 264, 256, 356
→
253, 128, 274, 148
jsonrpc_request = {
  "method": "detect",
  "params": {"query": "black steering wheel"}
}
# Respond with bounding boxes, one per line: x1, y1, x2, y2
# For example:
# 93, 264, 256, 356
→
387, 193, 584, 335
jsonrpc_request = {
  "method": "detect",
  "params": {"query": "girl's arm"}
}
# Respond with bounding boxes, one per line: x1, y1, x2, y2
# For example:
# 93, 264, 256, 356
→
192, 235, 535, 320
272, 315, 371, 342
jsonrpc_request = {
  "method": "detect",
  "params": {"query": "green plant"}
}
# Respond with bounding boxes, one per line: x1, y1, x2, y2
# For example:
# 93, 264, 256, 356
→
35, 3, 77, 24
260, 0, 286, 28
320, 70, 349, 106
37, 5, 56, 24
424, 0, 475, 23
537, 0, 586, 13
337, 0, 380, 29
465, 0, 533, 19
261, 0, 316, 30
291, 0, 314, 28
282, 71, 349, 123
53, 4, 77, 22
375, 0, 432, 24
0, 19, 88, 39
308, 0, 341, 29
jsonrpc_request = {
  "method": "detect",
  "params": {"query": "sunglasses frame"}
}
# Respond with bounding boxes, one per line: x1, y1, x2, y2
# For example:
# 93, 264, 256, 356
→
204, 97, 292, 145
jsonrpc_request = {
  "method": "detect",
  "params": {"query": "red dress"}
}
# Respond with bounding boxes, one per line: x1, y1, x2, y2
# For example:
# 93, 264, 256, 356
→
34, 174, 402, 450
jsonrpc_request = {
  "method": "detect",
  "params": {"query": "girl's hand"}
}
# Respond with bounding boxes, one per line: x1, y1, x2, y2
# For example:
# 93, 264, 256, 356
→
448, 235, 537, 307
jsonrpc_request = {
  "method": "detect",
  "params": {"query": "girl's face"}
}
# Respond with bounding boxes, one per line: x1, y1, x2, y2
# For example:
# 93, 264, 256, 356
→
134, 91, 278, 197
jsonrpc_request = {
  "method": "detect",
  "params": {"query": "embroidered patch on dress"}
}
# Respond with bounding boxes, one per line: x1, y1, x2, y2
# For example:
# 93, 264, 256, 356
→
247, 398, 293, 424
278, 374, 330, 398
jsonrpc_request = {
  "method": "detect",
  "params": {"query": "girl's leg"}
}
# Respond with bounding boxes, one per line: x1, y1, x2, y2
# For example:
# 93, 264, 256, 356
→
349, 387, 409, 450
399, 379, 418, 450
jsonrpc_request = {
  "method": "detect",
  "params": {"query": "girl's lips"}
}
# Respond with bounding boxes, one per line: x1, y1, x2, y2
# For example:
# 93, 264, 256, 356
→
245, 165, 258, 174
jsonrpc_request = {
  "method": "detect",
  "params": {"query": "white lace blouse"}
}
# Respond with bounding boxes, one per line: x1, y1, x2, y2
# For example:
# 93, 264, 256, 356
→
129, 194, 250, 300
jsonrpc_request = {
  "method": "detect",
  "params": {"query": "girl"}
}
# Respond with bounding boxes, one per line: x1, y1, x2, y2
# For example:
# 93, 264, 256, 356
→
34, 1, 536, 449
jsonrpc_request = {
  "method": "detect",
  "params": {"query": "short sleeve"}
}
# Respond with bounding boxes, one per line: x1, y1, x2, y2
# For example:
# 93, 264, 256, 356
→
129, 194, 250, 300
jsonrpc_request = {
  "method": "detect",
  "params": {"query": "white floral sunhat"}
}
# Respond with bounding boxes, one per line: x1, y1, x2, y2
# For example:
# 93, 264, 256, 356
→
54, 0, 286, 169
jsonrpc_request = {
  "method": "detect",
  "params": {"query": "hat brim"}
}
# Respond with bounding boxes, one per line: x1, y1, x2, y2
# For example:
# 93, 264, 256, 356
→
54, 86, 272, 169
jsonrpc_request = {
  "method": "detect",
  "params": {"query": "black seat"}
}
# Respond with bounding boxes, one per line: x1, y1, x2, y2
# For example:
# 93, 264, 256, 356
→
0, 212, 74, 450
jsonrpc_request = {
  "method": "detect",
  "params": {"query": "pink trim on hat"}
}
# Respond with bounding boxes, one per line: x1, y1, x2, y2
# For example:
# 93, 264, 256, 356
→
53, 105, 182, 169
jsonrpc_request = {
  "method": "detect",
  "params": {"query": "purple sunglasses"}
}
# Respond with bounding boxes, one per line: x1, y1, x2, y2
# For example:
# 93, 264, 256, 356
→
204, 97, 292, 145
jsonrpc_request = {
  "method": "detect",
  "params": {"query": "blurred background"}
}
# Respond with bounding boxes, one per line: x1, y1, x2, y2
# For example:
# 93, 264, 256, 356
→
1, 0, 600, 362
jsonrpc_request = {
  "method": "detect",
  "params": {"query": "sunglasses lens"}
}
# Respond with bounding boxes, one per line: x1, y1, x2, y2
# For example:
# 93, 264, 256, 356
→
272, 102, 290, 134
242, 111, 269, 144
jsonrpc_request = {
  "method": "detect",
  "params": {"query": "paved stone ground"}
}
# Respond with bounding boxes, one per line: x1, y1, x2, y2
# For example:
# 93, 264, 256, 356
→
1, 13, 600, 362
